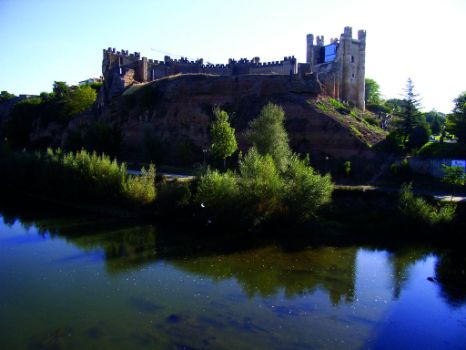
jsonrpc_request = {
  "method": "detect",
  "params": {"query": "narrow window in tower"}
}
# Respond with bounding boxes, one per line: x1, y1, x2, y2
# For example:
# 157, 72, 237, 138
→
351, 56, 354, 63
352, 73, 355, 78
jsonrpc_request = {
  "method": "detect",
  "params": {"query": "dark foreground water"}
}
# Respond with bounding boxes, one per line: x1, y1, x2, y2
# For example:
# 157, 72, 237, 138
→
0, 211, 465, 350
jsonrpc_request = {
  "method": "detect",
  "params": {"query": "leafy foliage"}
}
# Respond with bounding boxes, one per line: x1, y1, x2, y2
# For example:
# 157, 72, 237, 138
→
442, 165, 465, 186
125, 164, 157, 205
238, 147, 284, 222
248, 103, 291, 172
446, 91, 466, 143
195, 170, 240, 215
0, 148, 156, 207
424, 110, 445, 135
365, 78, 381, 105
283, 155, 333, 222
0, 90, 16, 102
210, 108, 237, 167
398, 183, 456, 225
4, 81, 97, 151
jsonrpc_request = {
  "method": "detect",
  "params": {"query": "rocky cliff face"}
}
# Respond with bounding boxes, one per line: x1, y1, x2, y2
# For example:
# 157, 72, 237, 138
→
102, 73, 385, 169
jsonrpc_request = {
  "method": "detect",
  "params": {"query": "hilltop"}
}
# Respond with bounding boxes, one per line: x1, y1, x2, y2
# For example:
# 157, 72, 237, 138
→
97, 73, 386, 170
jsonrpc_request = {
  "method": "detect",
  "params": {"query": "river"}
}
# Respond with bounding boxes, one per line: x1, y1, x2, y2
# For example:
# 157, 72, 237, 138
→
0, 208, 465, 350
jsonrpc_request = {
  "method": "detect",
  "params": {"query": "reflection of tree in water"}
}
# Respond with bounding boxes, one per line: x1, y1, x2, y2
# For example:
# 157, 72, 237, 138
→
171, 246, 357, 305
0, 204, 159, 274
435, 250, 466, 307
67, 226, 158, 274
388, 248, 431, 299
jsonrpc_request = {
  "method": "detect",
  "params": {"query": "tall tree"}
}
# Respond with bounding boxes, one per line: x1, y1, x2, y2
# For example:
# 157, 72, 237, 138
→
210, 108, 237, 169
446, 91, 466, 143
400, 78, 422, 147
248, 103, 291, 172
365, 78, 381, 105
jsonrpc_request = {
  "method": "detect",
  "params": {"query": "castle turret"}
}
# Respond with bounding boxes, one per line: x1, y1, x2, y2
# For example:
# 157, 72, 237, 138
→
341, 26, 353, 105
306, 34, 314, 66
307, 26, 366, 110
357, 30, 366, 110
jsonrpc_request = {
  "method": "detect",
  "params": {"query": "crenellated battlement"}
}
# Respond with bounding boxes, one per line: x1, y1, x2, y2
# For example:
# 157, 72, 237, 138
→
305, 26, 366, 109
102, 26, 365, 109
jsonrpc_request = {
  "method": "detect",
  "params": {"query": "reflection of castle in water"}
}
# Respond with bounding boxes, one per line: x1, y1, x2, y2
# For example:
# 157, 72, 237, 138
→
2, 207, 465, 308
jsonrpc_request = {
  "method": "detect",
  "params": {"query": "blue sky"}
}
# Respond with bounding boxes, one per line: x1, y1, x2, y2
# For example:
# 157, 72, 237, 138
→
1, 0, 465, 112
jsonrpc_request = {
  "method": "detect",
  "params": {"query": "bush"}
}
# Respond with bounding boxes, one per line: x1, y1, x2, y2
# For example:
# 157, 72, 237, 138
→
283, 156, 333, 222
157, 181, 192, 212
238, 147, 284, 222
0, 148, 157, 207
398, 183, 456, 225
195, 169, 239, 217
442, 165, 465, 186
124, 164, 157, 205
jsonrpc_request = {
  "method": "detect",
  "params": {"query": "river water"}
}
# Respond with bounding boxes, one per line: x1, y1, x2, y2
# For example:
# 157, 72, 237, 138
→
0, 210, 465, 350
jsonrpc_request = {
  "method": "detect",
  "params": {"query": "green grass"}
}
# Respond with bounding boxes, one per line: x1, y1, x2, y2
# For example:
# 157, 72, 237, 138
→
417, 142, 466, 158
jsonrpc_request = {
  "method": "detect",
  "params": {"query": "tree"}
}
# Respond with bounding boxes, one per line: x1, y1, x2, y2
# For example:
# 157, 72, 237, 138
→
0, 90, 16, 103
365, 78, 381, 105
66, 85, 96, 116
400, 78, 422, 146
52, 81, 70, 99
248, 103, 291, 172
446, 91, 466, 143
425, 110, 445, 135
385, 98, 408, 115
210, 108, 237, 169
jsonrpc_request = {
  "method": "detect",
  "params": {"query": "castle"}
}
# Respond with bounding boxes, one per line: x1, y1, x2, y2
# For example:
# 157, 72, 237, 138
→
102, 26, 366, 109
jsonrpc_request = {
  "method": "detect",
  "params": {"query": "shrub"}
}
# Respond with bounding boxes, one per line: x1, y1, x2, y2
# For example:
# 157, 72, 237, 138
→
238, 147, 284, 222
0, 148, 157, 207
398, 183, 456, 225
124, 164, 157, 205
283, 156, 333, 222
442, 165, 465, 186
61, 149, 127, 200
157, 181, 192, 210
195, 169, 239, 217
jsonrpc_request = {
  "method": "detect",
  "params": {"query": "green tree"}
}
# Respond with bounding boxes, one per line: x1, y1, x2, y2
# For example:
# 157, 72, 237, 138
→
408, 123, 431, 150
446, 91, 466, 143
210, 108, 237, 169
4, 97, 42, 149
52, 81, 70, 99
365, 78, 381, 105
400, 78, 422, 147
283, 155, 333, 222
425, 110, 445, 135
0, 90, 16, 102
385, 98, 408, 115
248, 103, 291, 172
66, 85, 96, 116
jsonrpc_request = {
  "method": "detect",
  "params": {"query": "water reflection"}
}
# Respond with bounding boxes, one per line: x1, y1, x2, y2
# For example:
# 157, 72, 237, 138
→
2, 205, 465, 308
1, 206, 466, 350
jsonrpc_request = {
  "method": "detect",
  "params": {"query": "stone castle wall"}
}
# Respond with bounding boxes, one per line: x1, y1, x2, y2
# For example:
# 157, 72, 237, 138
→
305, 27, 366, 109
102, 26, 366, 109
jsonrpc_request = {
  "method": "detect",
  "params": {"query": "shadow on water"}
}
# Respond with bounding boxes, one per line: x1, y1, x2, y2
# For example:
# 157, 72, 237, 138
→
1, 199, 465, 308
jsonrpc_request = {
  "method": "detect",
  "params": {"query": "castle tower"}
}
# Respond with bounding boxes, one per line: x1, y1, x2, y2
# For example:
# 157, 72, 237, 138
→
357, 30, 366, 110
306, 26, 366, 110
306, 34, 314, 66
341, 26, 353, 106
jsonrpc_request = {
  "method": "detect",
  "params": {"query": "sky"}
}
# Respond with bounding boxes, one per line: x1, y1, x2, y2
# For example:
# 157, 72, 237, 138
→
0, 0, 465, 113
